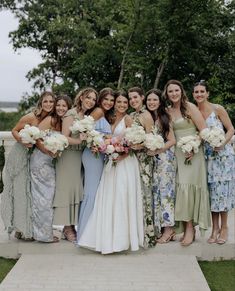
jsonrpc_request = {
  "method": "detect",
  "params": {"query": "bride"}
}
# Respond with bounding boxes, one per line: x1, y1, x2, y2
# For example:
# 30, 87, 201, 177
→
77, 90, 144, 254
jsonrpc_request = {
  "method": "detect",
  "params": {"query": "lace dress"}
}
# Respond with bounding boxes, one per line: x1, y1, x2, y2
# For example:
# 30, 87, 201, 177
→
30, 148, 55, 242
130, 108, 156, 247
205, 111, 235, 212
1, 142, 33, 239
152, 125, 176, 236
78, 117, 144, 254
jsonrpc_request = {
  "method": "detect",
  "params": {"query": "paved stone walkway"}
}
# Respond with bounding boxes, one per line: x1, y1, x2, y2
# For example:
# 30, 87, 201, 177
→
0, 253, 210, 291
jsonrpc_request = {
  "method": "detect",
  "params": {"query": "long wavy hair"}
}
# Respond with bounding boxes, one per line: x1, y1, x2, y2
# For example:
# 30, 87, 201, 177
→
163, 80, 190, 119
51, 95, 73, 130
98, 87, 115, 123
33, 91, 56, 119
145, 89, 171, 140
74, 87, 98, 114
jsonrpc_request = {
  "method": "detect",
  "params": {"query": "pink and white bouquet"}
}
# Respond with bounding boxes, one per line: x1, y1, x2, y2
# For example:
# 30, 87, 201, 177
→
177, 134, 201, 165
200, 127, 226, 148
144, 130, 165, 151
69, 115, 95, 134
124, 123, 146, 144
19, 124, 42, 144
43, 131, 69, 156
103, 136, 130, 167
86, 130, 106, 157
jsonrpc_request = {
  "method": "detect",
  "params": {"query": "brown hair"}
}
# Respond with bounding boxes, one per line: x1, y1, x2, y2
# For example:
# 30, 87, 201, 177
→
33, 91, 56, 119
74, 87, 98, 113
163, 80, 189, 119
128, 87, 144, 97
98, 87, 115, 123
51, 95, 73, 130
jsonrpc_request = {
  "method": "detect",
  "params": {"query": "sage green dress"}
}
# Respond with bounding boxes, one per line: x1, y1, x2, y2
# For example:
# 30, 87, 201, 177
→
173, 118, 211, 235
53, 108, 84, 225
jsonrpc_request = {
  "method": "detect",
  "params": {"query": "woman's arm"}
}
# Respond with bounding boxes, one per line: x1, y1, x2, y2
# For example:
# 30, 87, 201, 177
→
62, 116, 86, 145
90, 107, 104, 121
188, 102, 207, 131
11, 113, 36, 147
140, 111, 154, 133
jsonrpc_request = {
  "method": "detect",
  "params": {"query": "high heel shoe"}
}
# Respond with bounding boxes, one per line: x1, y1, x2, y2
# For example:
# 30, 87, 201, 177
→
62, 226, 77, 242
181, 229, 195, 247
157, 231, 176, 244
217, 227, 228, 245
207, 228, 220, 244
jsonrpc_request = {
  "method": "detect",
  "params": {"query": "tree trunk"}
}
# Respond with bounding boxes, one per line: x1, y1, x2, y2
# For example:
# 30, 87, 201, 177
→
153, 61, 165, 89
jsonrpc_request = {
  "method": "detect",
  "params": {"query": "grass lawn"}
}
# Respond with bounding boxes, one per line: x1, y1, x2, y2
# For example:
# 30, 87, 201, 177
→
0, 257, 17, 283
199, 260, 235, 291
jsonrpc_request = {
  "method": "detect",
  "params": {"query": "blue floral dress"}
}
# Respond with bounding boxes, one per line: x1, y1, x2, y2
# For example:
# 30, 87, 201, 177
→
152, 126, 176, 237
205, 111, 235, 212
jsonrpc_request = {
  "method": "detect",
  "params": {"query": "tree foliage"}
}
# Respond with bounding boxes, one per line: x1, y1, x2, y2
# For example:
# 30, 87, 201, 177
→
1, 0, 234, 122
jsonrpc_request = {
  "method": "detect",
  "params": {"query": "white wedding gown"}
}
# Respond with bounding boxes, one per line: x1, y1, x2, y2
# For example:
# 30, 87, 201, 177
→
78, 117, 144, 254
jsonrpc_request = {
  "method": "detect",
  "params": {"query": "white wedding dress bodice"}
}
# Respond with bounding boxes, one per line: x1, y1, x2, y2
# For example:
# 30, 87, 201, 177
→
78, 117, 144, 254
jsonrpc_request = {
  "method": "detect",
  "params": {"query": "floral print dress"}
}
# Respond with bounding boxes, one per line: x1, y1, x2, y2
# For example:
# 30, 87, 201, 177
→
152, 125, 176, 237
205, 111, 235, 212
130, 107, 156, 247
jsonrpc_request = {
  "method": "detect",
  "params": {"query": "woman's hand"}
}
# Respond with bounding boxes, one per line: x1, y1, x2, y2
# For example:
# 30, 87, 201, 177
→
214, 144, 225, 152
80, 132, 88, 141
185, 151, 194, 161
130, 143, 144, 150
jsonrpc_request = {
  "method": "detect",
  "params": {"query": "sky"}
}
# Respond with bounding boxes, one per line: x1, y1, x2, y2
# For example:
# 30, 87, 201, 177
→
0, 10, 42, 102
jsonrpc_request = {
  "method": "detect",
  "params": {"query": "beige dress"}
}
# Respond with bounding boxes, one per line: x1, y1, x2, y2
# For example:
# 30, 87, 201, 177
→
173, 118, 211, 235
53, 108, 84, 225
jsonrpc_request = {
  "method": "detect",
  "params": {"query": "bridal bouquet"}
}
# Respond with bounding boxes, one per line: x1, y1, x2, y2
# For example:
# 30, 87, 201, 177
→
19, 124, 42, 144
69, 115, 95, 134
124, 123, 146, 144
43, 131, 69, 156
177, 134, 201, 165
200, 127, 226, 148
103, 136, 130, 166
144, 131, 165, 151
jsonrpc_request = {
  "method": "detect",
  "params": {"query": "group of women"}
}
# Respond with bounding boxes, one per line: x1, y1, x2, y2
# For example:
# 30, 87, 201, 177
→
1, 80, 234, 254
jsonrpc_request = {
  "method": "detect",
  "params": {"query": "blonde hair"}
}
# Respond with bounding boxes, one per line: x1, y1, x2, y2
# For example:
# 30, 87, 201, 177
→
33, 91, 56, 119
74, 87, 98, 111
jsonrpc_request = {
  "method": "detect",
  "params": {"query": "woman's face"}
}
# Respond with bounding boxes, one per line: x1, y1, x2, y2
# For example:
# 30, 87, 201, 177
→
166, 84, 182, 104
56, 99, 69, 117
100, 94, 115, 111
146, 93, 160, 111
41, 95, 55, 113
81, 91, 97, 111
193, 85, 209, 104
114, 95, 129, 114
128, 91, 144, 110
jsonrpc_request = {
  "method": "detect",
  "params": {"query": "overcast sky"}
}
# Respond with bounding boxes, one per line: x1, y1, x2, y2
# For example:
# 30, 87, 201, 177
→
0, 10, 42, 102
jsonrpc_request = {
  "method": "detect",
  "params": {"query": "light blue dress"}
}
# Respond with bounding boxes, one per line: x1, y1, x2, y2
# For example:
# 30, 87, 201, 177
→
205, 111, 235, 212
77, 117, 111, 240
30, 148, 55, 242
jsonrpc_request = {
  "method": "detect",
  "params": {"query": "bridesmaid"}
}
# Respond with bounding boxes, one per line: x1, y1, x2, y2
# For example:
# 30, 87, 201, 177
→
78, 90, 144, 254
77, 88, 114, 240
53, 88, 97, 242
193, 81, 234, 244
1, 91, 56, 240
164, 80, 211, 246
30, 95, 72, 242
128, 87, 156, 248
145, 89, 176, 243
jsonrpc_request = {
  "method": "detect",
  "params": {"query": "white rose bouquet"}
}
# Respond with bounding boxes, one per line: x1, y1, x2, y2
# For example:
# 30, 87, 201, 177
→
177, 134, 201, 165
200, 127, 226, 148
43, 131, 69, 156
124, 123, 146, 145
19, 124, 42, 144
86, 130, 106, 158
69, 115, 95, 134
144, 132, 165, 151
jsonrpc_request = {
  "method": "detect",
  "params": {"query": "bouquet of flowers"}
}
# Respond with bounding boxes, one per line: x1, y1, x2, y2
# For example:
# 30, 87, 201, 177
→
103, 136, 130, 167
200, 127, 226, 148
42, 131, 69, 156
69, 115, 95, 134
19, 124, 42, 144
177, 134, 201, 165
124, 123, 146, 144
86, 130, 106, 157
144, 130, 165, 151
